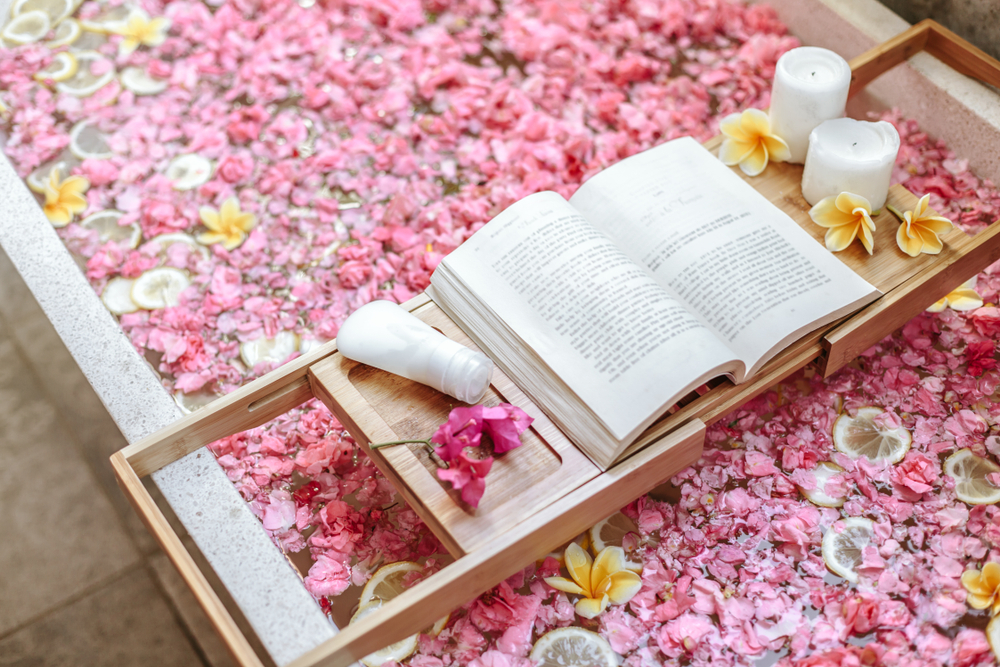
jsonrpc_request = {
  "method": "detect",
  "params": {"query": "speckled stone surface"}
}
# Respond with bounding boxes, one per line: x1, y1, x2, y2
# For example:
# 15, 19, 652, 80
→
0, 153, 335, 664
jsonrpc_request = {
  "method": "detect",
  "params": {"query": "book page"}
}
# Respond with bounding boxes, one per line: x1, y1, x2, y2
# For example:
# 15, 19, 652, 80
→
569, 137, 878, 378
435, 190, 739, 441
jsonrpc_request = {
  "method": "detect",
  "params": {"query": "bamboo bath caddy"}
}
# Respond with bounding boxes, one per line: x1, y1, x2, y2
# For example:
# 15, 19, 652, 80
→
112, 22, 1000, 667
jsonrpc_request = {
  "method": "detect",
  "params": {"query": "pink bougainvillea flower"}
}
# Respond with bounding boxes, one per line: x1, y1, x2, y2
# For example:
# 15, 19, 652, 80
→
431, 404, 533, 460
718, 108, 790, 176
436, 450, 492, 508
809, 191, 876, 254
43, 168, 89, 227
895, 194, 953, 257
197, 197, 257, 250
544, 543, 642, 619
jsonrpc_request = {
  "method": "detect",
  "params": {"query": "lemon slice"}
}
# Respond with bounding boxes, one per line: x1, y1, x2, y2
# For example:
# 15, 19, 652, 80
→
833, 406, 910, 464
944, 449, 1000, 505
988, 616, 1000, 662
2, 10, 50, 44
46, 17, 80, 46
165, 154, 212, 190
147, 232, 210, 260
239, 331, 300, 368
173, 388, 220, 414
589, 512, 643, 571
55, 50, 115, 97
120, 66, 167, 95
12, 0, 72, 25
797, 461, 846, 508
100, 277, 138, 315
130, 267, 189, 309
821, 517, 874, 584
78, 5, 129, 32
80, 210, 141, 248
27, 157, 77, 193
69, 120, 113, 160
530, 627, 617, 667
69, 28, 105, 50
349, 602, 418, 667
33, 52, 78, 83
359, 561, 423, 608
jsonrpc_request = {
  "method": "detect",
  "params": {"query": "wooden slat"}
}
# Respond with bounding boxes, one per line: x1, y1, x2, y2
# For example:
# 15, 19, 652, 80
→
848, 22, 929, 98
110, 452, 266, 667
923, 20, 1000, 90
821, 218, 1000, 376
285, 419, 705, 667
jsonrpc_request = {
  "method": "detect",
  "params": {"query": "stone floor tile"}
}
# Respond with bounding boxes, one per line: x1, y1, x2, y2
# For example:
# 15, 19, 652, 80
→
0, 567, 207, 667
0, 336, 138, 635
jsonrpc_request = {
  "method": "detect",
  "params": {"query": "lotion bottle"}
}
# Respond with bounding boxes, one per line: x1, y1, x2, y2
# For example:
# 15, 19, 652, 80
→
336, 301, 493, 404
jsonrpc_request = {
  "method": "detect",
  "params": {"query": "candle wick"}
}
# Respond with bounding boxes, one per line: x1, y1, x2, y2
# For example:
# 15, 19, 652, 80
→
811, 71, 816, 76
852, 142, 857, 146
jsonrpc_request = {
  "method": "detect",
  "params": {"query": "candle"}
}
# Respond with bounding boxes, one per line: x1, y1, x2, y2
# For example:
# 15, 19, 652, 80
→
800, 118, 901, 211
768, 47, 851, 163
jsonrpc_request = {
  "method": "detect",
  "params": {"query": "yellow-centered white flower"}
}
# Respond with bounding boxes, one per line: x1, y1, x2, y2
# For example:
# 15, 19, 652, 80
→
718, 108, 790, 177
895, 194, 953, 257
809, 191, 876, 254
544, 543, 642, 619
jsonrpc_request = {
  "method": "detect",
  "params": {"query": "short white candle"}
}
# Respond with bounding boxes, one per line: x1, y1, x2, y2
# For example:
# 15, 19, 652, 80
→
800, 118, 901, 211
768, 47, 851, 163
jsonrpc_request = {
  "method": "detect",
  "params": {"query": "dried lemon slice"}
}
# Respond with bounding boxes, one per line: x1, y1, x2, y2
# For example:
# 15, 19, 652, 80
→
359, 561, 422, 608
120, 66, 167, 95
55, 51, 115, 97
821, 517, 874, 584
239, 331, 300, 368
944, 449, 1000, 505
349, 602, 418, 667
589, 511, 643, 571
46, 17, 80, 47
165, 154, 212, 190
130, 267, 189, 309
147, 232, 210, 260
80, 210, 141, 248
101, 277, 138, 315
3, 10, 50, 44
833, 406, 910, 464
69, 120, 113, 160
34, 52, 78, 83
12, 0, 73, 26
173, 388, 220, 414
530, 627, 617, 667
78, 4, 129, 32
797, 461, 846, 508
27, 157, 77, 194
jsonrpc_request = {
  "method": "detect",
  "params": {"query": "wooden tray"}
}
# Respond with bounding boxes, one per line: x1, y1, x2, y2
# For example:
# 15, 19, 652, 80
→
111, 21, 1000, 667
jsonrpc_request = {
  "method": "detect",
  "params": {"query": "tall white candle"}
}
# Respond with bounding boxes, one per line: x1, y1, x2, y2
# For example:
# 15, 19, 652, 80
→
768, 47, 851, 163
800, 118, 900, 211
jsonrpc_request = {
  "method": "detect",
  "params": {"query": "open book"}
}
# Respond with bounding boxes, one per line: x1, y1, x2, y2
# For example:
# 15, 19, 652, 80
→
427, 137, 879, 469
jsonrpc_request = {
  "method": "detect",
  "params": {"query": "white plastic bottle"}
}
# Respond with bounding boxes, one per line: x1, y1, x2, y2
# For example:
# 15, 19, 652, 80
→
336, 301, 493, 404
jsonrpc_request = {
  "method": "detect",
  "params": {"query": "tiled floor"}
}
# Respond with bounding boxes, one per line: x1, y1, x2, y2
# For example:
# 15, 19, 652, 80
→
0, 246, 241, 667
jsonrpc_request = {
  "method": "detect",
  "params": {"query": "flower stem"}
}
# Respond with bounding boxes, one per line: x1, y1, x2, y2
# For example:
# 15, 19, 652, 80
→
369, 439, 448, 468
885, 204, 907, 223
370, 439, 432, 449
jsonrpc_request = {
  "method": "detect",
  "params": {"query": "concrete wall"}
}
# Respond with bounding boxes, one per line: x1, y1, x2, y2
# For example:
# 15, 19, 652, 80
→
877, 0, 1000, 61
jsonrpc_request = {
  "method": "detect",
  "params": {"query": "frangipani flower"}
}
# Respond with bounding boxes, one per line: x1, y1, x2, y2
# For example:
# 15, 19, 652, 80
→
544, 543, 642, 619
110, 8, 171, 57
43, 168, 89, 227
718, 108, 790, 177
809, 192, 876, 254
895, 194, 953, 257
197, 197, 257, 250
962, 562, 1000, 614
926, 277, 983, 313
